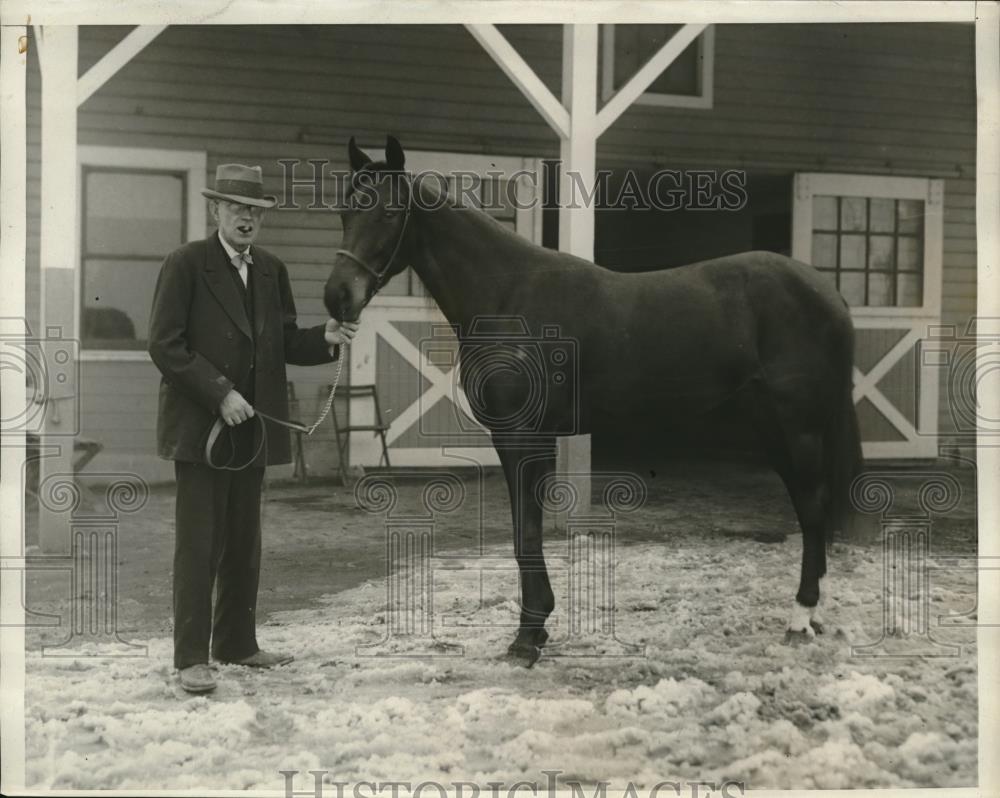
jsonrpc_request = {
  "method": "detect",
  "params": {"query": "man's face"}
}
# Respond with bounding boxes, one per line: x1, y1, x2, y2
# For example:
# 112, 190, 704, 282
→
212, 200, 266, 250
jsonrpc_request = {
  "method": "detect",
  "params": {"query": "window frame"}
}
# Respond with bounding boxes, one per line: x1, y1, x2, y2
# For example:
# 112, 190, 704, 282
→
77, 145, 206, 361
791, 172, 944, 320
601, 24, 715, 110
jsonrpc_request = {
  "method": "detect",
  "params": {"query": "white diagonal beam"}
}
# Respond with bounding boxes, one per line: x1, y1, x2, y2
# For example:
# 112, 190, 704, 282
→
852, 328, 921, 397
466, 23, 570, 139
595, 23, 707, 137
376, 321, 488, 445
77, 25, 166, 106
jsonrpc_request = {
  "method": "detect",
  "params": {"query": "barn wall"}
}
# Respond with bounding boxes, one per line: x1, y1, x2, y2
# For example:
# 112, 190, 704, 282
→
24, 23, 976, 481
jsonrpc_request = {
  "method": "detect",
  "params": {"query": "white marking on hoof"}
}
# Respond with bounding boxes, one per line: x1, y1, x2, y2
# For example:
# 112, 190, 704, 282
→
810, 576, 826, 623
787, 602, 815, 637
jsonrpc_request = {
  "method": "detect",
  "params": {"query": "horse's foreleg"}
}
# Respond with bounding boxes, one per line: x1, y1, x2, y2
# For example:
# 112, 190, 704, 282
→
495, 437, 556, 667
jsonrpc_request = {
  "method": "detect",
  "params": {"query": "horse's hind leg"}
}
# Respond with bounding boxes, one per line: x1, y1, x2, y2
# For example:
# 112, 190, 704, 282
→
748, 385, 829, 638
781, 431, 830, 638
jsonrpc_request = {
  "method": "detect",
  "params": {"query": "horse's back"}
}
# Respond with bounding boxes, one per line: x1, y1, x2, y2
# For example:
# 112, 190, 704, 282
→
598, 251, 854, 409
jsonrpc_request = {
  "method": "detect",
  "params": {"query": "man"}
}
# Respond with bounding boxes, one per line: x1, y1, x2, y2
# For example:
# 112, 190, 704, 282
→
148, 163, 358, 694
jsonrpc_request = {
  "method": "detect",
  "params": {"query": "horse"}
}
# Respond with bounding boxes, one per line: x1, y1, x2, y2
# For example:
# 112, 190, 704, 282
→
324, 136, 863, 666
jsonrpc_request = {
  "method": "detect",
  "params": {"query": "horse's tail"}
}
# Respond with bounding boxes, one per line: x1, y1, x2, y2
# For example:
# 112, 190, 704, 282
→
824, 379, 866, 541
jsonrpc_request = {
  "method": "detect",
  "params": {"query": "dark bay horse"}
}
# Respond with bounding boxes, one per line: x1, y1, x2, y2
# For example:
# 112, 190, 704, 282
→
325, 136, 863, 666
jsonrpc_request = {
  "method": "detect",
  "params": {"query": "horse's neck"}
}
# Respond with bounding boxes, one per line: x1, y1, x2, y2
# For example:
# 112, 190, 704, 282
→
409, 202, 537, 333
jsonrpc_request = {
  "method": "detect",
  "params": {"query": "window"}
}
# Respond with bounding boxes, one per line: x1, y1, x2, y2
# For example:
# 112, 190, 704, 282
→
810, 195, 924, 307
78, 147, 206, 354
601, 25, 714, 109
791, 173, 943, 316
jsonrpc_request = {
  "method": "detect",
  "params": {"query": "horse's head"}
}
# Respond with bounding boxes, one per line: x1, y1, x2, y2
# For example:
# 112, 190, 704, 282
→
324, 135, 412, 322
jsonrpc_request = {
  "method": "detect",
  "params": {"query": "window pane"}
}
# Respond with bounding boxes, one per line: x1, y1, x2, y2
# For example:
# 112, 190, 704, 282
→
840, 272, 865, 306
840, 197, 867, 232
898, 199, 924, 234
812, 196, 837, 230
478, 176, 502, 213
815, 269, 838, 294
380, 269, 411, 297
85, 171, 184, 256
868, 272, 893, 306
812, 233, 838, 269
411, 270, 429, 298
82, 259, 162, 347
449, 175, 482, 210
840, 234, 866, 269
868, 235, 894, 271
898, 274, 922, 307
898, 237, 922, 272
614, 25, 700, 96
869, 198, 895, 233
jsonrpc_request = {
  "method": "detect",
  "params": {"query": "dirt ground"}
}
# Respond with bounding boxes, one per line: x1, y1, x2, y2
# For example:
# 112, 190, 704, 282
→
21, 459, 979, 790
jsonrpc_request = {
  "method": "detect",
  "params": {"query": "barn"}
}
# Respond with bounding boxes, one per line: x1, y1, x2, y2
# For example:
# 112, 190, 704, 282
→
13, 18, 978, 547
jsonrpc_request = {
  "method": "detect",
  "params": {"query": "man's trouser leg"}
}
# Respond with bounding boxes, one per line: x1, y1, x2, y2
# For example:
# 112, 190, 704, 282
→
172, 461, 264, 668
211, 465, 264, 662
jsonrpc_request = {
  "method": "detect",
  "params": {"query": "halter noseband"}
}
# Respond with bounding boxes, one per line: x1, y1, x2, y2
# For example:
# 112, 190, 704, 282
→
334, 172, 413, 292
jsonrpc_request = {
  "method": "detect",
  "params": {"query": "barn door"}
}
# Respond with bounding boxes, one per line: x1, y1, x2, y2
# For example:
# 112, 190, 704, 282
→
792, 173, 944, 459
348, 152, 543, 467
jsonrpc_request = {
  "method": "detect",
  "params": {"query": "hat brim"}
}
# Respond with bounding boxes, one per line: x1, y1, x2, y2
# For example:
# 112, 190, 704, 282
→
201, 188, 276, 208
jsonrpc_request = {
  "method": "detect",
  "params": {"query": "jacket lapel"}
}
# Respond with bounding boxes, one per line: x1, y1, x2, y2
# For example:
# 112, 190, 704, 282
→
203, 234, 252, 340
251, 248, 272, 338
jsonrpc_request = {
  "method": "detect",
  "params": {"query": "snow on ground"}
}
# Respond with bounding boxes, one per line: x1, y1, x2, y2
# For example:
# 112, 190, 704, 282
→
25, 536, 977, 791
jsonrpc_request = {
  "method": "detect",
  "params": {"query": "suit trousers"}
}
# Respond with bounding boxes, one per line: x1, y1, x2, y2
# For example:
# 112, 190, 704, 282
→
173, 459, 265, 669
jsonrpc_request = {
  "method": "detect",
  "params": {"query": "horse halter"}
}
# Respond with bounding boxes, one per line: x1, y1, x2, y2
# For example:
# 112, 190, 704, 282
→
333, 172, 413, 293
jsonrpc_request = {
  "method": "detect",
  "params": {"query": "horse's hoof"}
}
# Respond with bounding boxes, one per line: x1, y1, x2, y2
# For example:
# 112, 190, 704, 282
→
535, 628, 550, 648
809, 618, 825, 635
784, 626, 816, 645
505, 642, 542, 668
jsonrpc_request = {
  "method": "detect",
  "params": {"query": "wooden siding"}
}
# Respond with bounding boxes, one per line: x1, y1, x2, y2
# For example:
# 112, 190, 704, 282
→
24, 22, 976, 480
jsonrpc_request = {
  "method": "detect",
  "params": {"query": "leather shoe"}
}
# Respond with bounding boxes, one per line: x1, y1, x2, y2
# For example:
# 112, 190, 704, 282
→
223, 649, 294, 668
178, 663, 217, 693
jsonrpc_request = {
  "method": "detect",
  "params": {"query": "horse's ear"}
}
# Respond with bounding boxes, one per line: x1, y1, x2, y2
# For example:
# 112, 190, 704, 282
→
348, 136, 372, 172
385, 135, 405, 171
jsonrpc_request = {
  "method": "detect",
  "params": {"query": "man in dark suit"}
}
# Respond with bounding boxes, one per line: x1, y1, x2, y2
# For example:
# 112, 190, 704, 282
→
149, 163, 358, 693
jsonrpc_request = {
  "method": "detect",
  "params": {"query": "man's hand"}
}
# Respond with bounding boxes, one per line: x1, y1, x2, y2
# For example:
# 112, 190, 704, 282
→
325, 318, 360, 347
219, 389, 254, 426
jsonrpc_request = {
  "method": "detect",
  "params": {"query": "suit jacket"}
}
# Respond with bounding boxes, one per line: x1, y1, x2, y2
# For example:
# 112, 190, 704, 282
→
148, 233, 338, 466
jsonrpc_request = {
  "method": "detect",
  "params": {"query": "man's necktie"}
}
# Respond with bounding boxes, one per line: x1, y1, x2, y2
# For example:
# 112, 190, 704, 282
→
231, 249, 252, 287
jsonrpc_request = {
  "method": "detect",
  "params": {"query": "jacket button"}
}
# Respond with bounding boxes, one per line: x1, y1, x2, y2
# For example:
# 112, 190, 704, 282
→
226, 331, 233, 339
